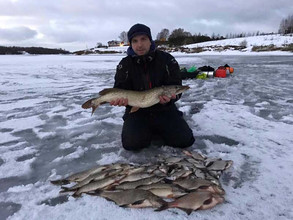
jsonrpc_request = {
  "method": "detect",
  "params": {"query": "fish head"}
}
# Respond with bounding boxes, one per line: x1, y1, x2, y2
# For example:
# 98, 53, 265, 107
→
197, 184, 225, 195
162, 85, 190, 96
211, 185, 225, 195
200, 194, 225, 210
225, 160, 234, 169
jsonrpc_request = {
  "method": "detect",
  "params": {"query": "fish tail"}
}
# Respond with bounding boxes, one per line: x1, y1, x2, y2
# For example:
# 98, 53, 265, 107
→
59, 188, 68, 193
72, 192, 82, 198
155, 203, 169, 212
90, 189, 103, 196
50, 179, 70, 185
163, 178, 173, 184
59, 186, 75, 193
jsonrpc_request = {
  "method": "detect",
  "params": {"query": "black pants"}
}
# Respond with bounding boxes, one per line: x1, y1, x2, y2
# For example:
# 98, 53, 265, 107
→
121, 108, 195, 151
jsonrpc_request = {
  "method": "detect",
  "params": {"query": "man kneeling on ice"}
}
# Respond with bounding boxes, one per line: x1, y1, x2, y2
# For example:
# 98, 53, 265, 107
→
110, 23, 195, 151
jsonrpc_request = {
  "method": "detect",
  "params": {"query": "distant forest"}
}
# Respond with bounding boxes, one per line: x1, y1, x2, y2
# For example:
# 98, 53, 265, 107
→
118, 28, 289, 47
0, 46, 71, 55
116, 28, 283, 47
116, 14, 293, 47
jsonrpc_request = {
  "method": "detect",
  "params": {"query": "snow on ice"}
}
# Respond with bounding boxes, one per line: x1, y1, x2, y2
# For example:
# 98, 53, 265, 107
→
0, 47, 293, 220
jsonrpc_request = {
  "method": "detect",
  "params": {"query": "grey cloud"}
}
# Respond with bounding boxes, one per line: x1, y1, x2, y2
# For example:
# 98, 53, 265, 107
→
0, 26, 38, 41
0, 0, 292, 51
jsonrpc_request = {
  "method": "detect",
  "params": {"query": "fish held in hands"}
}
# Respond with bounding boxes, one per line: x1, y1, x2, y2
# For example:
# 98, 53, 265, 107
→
82, 85, 190, 115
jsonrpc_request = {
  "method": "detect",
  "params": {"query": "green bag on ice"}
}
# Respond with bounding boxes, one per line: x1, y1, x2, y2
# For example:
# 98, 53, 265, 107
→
196, 72, 208, 79
187, 66, 197, 72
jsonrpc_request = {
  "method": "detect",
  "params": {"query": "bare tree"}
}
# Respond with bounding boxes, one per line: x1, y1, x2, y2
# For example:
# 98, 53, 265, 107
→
119, 31, 128, 43
169, 28, 191, 38
96, 42, 103, 48
156, 28, 170, 41
279, 14, 293, 34
168, 28, 192, 46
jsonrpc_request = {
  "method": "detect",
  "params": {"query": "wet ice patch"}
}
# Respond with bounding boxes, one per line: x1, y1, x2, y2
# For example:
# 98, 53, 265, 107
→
0, 148, 37, 178
1, 116, 44, 132
39, 195, 69, 206
1, 98, 45, 112
0, 132, 19, 145
280, 114, 293, 124
7, 184, 34, 193
52, 146, 88, 163
97, 152, 124, 165
192, 99, 293, 149
0, 202, 22, 220
59, 142, 72, 150
102, 117, 123, 125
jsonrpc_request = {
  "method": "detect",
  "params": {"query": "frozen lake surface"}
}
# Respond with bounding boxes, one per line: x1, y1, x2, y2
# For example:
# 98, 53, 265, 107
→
0, 54, 293, 220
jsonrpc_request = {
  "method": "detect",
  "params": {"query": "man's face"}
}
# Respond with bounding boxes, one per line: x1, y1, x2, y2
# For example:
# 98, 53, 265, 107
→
131, 34, 151, 56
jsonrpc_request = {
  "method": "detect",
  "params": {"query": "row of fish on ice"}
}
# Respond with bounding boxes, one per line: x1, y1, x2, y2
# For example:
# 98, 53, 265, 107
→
51, 150, 233, 215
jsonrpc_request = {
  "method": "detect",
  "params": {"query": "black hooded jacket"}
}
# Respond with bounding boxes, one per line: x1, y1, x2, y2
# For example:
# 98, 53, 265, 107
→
114, 49, 182, 115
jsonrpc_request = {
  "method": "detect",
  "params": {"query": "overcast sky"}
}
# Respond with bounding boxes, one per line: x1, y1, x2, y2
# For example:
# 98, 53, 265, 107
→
0, 0, 292, 51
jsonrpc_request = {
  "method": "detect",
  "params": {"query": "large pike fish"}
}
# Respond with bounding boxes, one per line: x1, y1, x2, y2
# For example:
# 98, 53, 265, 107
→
82, 85, 190, 115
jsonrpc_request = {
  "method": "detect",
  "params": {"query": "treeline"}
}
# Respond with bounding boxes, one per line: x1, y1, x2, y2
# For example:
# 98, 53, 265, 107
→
279, 14, 293, 34
225, 31, 277, 39
119, 27, 282, 47
154, 28, 278, 46
155, 28, 223, 46
0, 46, 70, 55
154, 28, 225, 46
116, 14, 293, 47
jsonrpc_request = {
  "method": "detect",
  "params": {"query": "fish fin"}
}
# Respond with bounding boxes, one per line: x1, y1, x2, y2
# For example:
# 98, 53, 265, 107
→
105, 185, 116, 190
167, 194, 174, 198
178, 208, 193, 215
50, 179, 70, 185
130, 106, 140, 113
182, 150, 192, 157
131, 200, 145, 205
89, 189, 102, 196
155, 203, 169, 212
91, 105, 98, 116
99, 88, 117, 95
72, 192, 81, 198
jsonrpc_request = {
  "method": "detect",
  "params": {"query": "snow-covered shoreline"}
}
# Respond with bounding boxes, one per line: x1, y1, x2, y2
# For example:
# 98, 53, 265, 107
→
1, 34, 292, 56
77, 34, 293, 56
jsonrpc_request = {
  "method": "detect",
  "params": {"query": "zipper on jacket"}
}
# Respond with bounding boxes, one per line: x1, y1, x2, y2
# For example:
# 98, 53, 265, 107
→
144, 62, 152, 89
